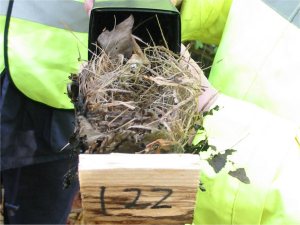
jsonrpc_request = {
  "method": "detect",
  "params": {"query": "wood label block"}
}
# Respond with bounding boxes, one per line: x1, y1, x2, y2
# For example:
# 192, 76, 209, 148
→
79, 154, 200, 224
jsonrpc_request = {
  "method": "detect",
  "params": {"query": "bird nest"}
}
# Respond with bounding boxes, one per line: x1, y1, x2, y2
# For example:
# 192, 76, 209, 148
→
68, 16, 203, 154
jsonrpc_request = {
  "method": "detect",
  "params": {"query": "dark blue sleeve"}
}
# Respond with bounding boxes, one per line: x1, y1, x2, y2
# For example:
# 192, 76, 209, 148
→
1, 73, 75, 170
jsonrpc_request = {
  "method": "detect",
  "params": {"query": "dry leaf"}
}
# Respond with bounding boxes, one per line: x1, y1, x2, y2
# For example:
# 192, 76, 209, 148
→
97, 15, 134, 59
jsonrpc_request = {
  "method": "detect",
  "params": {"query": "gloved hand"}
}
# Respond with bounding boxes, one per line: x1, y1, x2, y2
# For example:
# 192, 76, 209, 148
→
84, 0, 94, 15
170, 0, 183, 7
180, 44, 219, 112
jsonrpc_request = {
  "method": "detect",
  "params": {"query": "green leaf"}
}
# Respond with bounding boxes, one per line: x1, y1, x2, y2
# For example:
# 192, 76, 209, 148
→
208, 149, 237, 173
228, 168, 250, 184
194, 40, 204, 49
203, 105, 220, 117
192, 129, 207, 146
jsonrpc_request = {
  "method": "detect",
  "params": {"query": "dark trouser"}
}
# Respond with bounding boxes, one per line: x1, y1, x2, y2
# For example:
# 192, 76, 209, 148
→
2, 158, 79, 224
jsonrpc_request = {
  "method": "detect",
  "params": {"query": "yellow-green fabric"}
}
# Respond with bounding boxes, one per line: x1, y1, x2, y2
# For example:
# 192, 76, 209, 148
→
180, 0, 232, 45
7, 18, 88, 109
208, 0, 300, 125
0, 16, 5, 73
193, 94, 300, 224
1, 1, 89, 109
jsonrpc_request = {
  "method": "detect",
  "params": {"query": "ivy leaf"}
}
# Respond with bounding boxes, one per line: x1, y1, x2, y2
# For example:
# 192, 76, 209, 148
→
185, 140, 210, 154
199, 181, 206, 192
203, 105, 220, 117
63, 165, 79, 189
208, 149, 236, 173
192, 128, 207, 146
208, 153, 226, 173
194, 40, 204, 49
228, 168, 250, 184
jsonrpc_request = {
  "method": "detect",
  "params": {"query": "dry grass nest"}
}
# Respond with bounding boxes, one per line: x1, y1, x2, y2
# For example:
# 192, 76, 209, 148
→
69, 44, 203, 154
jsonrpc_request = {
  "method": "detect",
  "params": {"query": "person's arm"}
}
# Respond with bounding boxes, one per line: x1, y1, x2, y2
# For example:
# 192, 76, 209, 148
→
180, 0, 233, 45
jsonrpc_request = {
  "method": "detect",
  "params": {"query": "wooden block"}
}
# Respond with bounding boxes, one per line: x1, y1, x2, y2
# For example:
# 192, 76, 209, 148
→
79, 154, 201, 225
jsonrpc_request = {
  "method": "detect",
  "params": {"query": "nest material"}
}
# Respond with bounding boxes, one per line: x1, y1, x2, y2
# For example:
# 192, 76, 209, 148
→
69, 16, 203, 154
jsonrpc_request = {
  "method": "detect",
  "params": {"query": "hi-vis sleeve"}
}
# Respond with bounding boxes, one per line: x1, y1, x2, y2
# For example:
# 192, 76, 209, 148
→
180, 0, 233, 45
192, 94, 300, 224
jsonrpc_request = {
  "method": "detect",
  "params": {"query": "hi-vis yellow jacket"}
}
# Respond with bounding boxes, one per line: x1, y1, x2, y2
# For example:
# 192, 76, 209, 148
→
0, 0, 89, 109
181, 0, 300, 125
181, 0, 300, 224
193, 94, 300, 224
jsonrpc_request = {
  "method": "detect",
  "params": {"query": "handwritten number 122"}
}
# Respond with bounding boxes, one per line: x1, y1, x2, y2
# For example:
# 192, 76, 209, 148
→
100, 186, 173, 215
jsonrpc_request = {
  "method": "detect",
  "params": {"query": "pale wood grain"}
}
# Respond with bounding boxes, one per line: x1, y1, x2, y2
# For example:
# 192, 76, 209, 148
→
79, 154, 200, 225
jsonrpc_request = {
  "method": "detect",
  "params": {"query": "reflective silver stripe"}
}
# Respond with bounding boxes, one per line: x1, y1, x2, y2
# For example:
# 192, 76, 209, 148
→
0, 0, 89, 32
0, 1, 9, 15
263, 0, 300, 27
